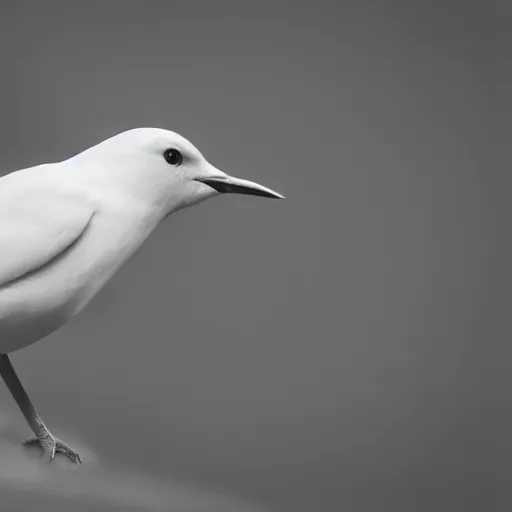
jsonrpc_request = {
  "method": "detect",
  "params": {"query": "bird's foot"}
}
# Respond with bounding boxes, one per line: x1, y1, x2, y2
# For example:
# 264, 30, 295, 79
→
23, 430, 82, 464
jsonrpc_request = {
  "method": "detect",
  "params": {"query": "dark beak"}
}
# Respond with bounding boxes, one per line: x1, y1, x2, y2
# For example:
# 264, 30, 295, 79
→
194, 175, 285, 199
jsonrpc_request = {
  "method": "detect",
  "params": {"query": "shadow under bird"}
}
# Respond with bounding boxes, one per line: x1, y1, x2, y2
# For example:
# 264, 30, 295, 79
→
0, 128, 284, 464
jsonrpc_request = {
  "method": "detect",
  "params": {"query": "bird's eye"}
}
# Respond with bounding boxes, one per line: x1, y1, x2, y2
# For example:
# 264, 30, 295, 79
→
163, 148, 183, 166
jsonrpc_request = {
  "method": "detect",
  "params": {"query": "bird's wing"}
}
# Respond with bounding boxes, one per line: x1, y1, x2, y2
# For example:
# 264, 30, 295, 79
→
0, 169, 95, 287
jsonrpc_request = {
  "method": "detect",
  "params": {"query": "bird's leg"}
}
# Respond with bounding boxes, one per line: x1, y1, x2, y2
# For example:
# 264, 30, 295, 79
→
0, 353, 81, 464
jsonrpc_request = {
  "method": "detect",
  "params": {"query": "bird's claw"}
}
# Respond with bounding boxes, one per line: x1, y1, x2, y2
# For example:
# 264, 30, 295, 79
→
23, 434, 82, 464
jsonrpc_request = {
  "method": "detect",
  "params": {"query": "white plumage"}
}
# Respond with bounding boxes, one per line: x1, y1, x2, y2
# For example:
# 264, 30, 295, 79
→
0, 127, 283, 463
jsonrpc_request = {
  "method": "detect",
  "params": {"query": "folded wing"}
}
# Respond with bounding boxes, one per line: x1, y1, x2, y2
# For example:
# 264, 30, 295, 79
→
0, 168, 95, 287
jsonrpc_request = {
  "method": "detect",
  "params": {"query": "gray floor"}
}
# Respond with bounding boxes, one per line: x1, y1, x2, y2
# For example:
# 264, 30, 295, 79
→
0, 413, 267, 512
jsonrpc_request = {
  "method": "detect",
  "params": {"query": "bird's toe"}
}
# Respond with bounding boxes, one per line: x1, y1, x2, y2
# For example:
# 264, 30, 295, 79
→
55, 438, 82, 464
22, 434, 81, 464
23, 433, 56, 459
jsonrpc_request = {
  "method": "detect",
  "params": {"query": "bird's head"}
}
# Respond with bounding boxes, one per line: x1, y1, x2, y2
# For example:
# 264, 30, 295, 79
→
72, 128, 284, 213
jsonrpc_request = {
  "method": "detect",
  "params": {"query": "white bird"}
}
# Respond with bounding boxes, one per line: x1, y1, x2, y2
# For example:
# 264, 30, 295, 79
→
0, 127, 284, 464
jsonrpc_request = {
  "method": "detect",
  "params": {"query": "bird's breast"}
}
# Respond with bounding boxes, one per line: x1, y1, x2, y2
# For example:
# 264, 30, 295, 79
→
0, 199, 162, 353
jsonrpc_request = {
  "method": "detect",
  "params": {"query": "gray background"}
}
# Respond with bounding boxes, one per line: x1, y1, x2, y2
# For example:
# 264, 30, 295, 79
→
0, 1, 508, 511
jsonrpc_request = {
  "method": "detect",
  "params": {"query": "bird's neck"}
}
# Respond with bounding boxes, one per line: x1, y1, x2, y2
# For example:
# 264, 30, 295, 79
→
64, 155, 183, 219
